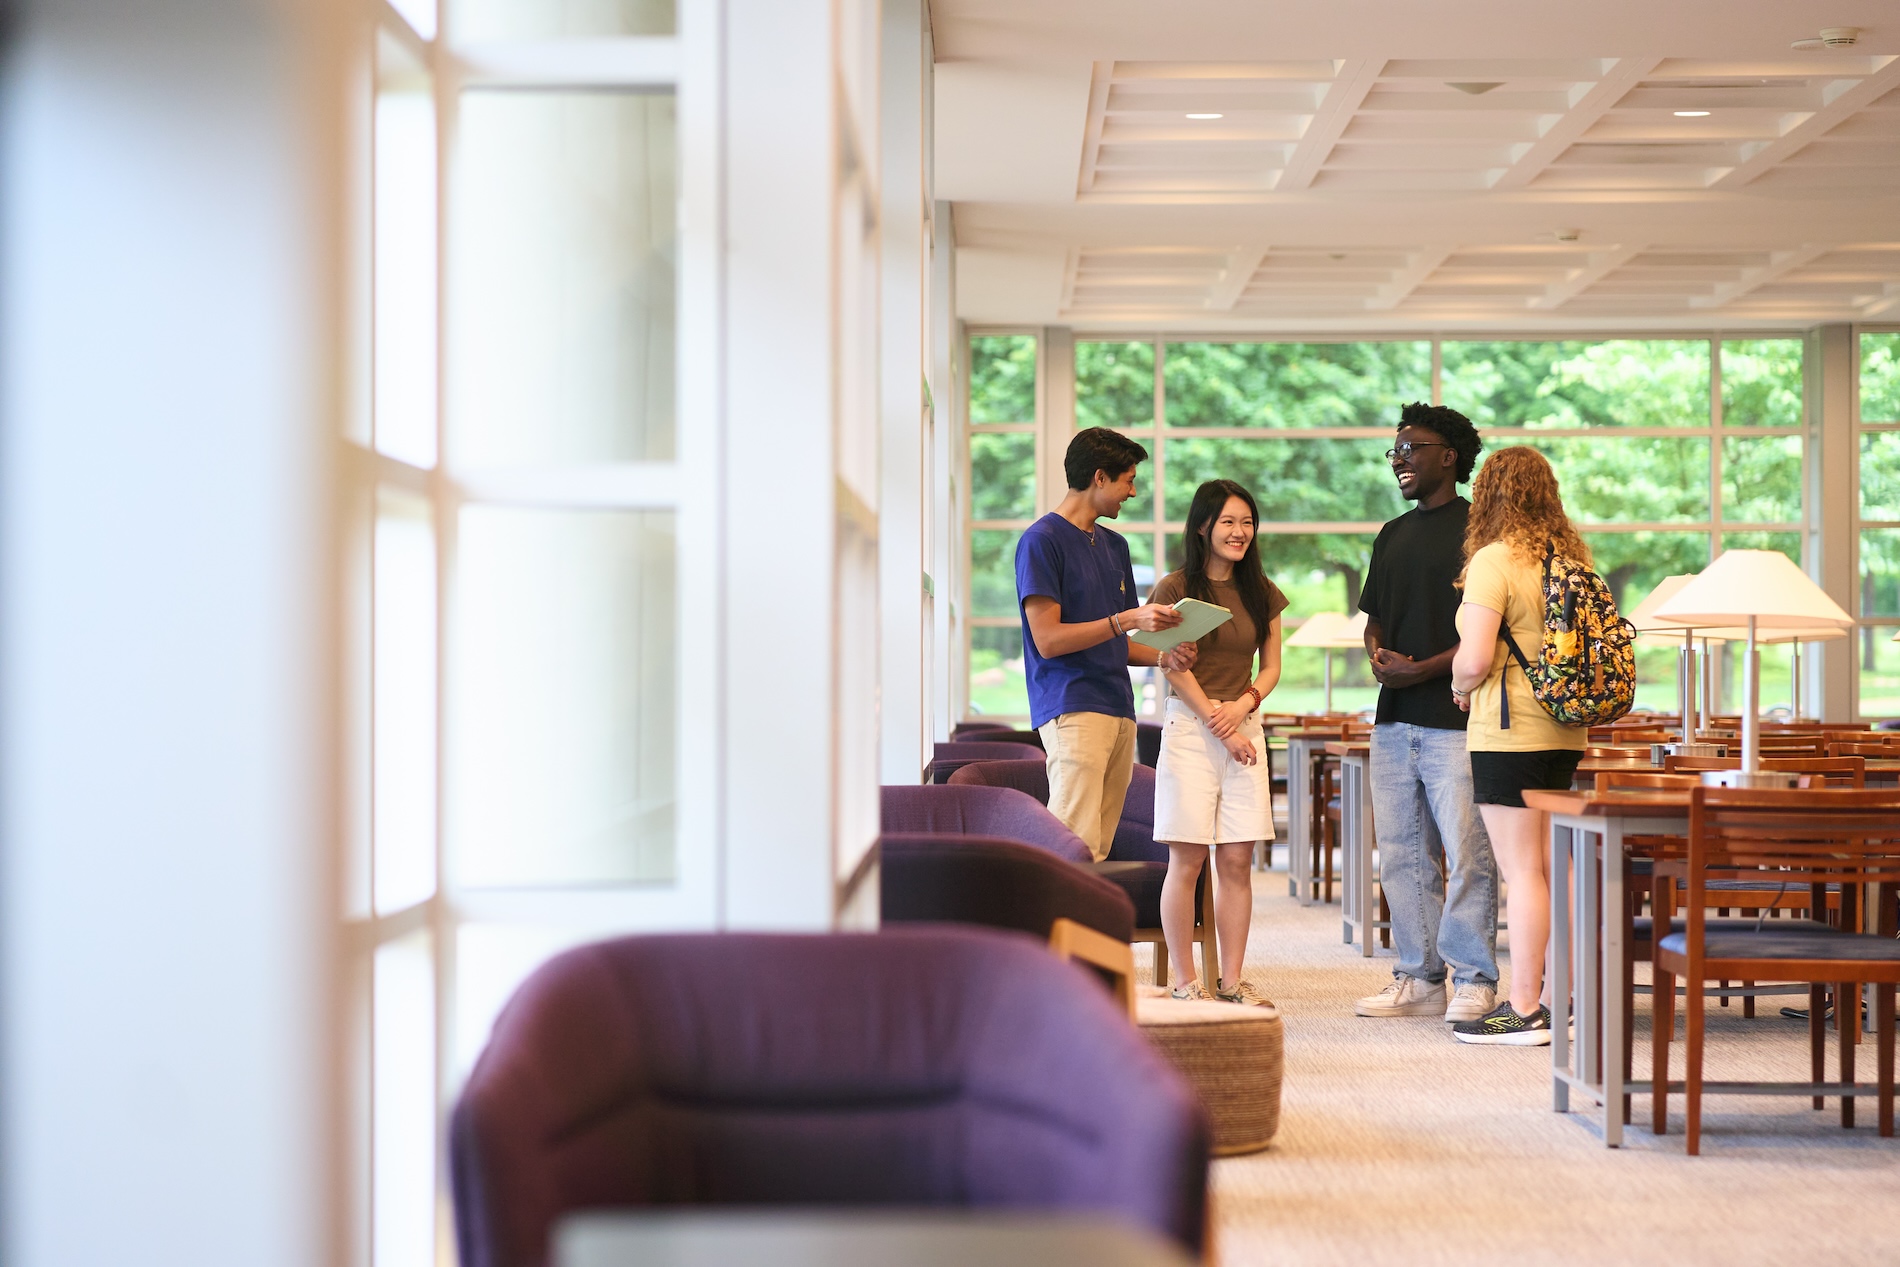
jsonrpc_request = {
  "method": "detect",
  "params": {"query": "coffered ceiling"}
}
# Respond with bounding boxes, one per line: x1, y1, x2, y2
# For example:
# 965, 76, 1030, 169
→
933, 2, 1900, 330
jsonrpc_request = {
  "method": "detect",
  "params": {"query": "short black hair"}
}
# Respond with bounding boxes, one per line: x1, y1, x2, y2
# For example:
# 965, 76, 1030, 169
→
1398, 402, 1482, 482
1064, 427, 1150, 490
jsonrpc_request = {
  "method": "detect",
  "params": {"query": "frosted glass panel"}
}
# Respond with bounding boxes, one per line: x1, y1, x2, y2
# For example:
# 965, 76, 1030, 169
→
453, 92, 675, 466
374, 491, 438, 914
452, 509, 675, 886
453, 0, 673, 39
373, 45, 437, 469
373, 933, 435, 1267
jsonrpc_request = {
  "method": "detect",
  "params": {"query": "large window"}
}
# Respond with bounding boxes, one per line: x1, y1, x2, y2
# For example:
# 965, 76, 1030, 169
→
964, 333, 1039, 718
347, 6, 689, 1264
1054, 336, 1807, 716
1858, 329, 1900, 718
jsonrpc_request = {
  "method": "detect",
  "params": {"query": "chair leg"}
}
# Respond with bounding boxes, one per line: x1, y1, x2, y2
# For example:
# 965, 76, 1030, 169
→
1841, 980, 1857, 1129
1652, 966, 1674, 1136
1622, 942, 1636, 1126
1811, 983, 1827, 1111
1320, 797, 1335, 905
1686, 974, 1705, 1155
1198, 863, 1218, 988
1154, 942, 1168, 989
1378, 888, 1391, 950
1879, 984, 1895, 1139
1743, 983, 1755, 1020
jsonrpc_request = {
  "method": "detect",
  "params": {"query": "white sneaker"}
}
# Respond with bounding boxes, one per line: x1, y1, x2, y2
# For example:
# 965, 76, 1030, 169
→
1354, 976, 1446, 1017
1170, 979, 1214, 1002
1444, 982, 1498, 1023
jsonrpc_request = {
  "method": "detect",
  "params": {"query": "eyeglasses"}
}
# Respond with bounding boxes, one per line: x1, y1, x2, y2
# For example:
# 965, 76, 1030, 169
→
1386, 441, 1449, 463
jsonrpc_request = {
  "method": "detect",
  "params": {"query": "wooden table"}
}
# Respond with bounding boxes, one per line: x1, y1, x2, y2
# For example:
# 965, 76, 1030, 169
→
1522, 787, 1689, 1148
557, 1211, 1196, 1267
1326, 740, 1382, 954
1283, 728, 1347, 903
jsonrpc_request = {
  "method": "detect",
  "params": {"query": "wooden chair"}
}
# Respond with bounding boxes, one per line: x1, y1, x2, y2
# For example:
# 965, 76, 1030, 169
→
1598, 767, 1831, 1118
1830, 739, 1900, 759
1587, 744, 1655, 758
1652, 787, 1900, 1153
1663, 754, 1866, 787
1755, 738, 1827, 758
1312, 750, 1340, 905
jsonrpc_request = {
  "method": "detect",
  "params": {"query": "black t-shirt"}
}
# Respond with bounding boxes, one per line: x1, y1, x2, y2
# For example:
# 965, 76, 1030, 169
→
1359, 497, 1470, 731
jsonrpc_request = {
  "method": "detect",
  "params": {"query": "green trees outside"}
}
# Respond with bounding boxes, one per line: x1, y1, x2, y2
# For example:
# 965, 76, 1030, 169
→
1076, 340, 1155, 428
966, 333, 1827, 717
969, 334, 1035, 423
1862, 333, 1900, 674
1862, 332, 1900, 423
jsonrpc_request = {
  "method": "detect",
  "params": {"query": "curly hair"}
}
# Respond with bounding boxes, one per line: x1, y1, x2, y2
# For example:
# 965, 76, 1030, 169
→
1398, 401, 1482, 482
1461, 446, 1591, 579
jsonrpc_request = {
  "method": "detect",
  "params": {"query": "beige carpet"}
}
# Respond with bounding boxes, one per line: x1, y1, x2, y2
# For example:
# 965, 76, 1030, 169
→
1143, 859, 1900, 1266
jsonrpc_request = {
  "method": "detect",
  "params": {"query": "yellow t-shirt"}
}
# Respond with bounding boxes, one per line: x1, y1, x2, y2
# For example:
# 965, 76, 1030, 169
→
1461, 541, 1588, 753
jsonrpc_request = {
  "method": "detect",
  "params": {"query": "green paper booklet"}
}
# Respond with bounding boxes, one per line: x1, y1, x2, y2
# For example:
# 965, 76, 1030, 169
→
1128, 597, 1232, 653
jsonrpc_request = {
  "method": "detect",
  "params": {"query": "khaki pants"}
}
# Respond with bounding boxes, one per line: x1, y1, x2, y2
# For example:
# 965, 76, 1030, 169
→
1038, 712, 1138, 862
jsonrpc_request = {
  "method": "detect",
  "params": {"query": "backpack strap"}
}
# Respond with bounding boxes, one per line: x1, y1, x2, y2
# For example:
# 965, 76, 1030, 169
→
1497, 626, 1534, 730
1494, 540, 1555, 731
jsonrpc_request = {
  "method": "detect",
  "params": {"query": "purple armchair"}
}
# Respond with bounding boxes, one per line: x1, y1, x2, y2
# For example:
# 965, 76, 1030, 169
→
880, 832, 1136, 944
928, 740, 1044, 784
450, 929, 1210, 1267
946, 760, 1214, 986
879, 784, 1092, 863
949, 723, 1045, 750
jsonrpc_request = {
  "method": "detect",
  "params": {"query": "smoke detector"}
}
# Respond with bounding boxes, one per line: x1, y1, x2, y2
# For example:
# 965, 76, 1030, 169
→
1446, 81, 1503, 95
1554, 228, 1582, 243
1791, 26, 1860, 50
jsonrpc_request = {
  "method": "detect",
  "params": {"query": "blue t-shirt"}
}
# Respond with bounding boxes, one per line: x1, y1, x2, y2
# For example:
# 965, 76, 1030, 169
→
1015, 512, 1138, 729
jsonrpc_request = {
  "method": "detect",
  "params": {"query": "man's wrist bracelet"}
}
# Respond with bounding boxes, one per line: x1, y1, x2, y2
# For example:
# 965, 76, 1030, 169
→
1108, 613, 1123, 636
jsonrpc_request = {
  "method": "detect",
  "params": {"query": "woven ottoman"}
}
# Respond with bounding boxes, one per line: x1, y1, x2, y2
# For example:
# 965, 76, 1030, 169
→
1135, 988, 1283, 1155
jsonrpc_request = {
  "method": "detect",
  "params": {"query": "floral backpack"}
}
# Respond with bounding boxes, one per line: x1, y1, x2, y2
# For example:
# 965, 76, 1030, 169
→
1497, 542, 1637, 729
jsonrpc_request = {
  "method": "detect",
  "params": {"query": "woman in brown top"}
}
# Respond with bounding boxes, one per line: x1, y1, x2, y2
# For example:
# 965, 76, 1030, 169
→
1150, 479, 1287, 1005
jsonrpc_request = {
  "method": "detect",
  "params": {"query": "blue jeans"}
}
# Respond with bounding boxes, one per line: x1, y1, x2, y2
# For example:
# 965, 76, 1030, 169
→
1369, 723, 1499, 987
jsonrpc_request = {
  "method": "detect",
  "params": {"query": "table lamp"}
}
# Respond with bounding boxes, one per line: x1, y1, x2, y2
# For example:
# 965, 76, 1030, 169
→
1652, 550, 1855, 786
1285, 611, 1366, 714
1626, 574, 1709, 750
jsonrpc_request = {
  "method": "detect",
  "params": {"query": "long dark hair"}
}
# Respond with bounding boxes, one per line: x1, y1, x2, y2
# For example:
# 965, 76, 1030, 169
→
1182, 479, 1275, 648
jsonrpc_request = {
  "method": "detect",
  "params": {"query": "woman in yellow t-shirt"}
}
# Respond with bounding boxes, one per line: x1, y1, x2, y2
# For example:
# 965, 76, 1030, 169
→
1447, 447, 1589, 1046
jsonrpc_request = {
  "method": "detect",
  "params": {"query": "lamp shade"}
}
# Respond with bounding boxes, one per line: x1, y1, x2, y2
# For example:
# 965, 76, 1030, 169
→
1625, 574, 1698, 632
1651, 550, 1854, 631
1635, 624, 1848, 651
1285, 611, 1369, 649
1285, 611, 1347, 648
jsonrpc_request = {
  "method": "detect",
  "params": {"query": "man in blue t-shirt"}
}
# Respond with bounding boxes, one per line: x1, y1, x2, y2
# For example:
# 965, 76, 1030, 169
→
1016, 428, 1197, 860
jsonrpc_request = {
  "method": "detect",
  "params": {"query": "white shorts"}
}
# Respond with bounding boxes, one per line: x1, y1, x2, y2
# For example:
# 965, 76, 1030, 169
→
1152, 697, 1274, 846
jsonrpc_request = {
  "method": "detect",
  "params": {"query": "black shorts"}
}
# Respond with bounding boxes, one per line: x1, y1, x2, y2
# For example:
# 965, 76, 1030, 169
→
1469, 749, 1584, 808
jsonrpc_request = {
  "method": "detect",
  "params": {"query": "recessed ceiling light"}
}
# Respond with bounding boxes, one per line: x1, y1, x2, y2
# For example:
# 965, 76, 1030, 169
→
1674, 110, 1712, 117
1186, 113, 1223, 120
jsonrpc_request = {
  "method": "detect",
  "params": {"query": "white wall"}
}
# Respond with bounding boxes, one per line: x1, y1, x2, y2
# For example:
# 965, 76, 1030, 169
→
0, 0, 343, 1261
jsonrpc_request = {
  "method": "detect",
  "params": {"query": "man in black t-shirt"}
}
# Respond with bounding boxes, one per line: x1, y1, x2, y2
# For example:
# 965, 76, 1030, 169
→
1352, 403, 1501, 1023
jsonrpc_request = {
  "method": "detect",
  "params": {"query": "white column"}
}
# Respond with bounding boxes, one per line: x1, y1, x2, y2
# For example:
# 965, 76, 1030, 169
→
721, 0, 883, 928
1805, 324, 1854, 722
0, 0, 343, 1262
931, 209, 960, 737
878, 0, 929, 785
